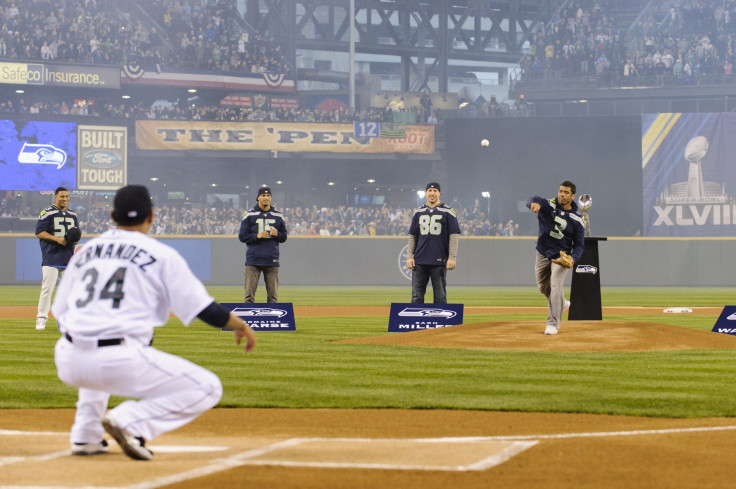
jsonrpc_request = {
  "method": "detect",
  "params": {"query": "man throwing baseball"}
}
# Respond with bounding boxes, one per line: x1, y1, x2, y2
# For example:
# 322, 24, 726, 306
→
52, 185, 256, 460
527, 181, 585, 335
406, 182, 460, 303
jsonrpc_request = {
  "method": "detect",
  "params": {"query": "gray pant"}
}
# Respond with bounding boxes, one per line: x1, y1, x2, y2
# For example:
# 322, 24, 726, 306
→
534, 251, 569, 329
244, 266, 279, 303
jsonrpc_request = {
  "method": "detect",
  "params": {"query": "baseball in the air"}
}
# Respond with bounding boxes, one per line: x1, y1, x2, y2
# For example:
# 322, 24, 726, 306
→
481, 138, 490, 147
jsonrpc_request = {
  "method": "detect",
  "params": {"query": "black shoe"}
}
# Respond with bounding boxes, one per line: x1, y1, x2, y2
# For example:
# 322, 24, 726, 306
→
102, 416, 153, 461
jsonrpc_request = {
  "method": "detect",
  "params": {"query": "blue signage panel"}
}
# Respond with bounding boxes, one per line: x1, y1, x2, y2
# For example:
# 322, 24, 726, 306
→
353, 121, 380, 138
0, 120, 77, 191
388, 303, 464, 332
711, 306, 736, 335
221, 303, 296, 331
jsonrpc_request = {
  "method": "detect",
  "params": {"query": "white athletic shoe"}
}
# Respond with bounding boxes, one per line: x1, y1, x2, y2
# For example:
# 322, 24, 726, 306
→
563, 300, 571, 313
71, 440, 109, 455
102, 416, 153, 461
35, 318, 46, 330
544, 325, 558, 335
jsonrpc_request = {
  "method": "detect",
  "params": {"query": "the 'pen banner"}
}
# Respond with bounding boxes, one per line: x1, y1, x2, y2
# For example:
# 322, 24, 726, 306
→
642, 113, 736, 236
135, 121, 434, 154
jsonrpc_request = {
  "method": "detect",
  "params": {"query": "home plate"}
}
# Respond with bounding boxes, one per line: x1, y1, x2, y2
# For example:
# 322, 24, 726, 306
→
151, 445, 230, 453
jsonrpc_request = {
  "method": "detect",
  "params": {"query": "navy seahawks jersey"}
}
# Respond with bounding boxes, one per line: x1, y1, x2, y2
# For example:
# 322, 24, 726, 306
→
238, 205, 288, 267
527, 196, 585, 262
408, 203, 461, 266
35, 205, 79, 268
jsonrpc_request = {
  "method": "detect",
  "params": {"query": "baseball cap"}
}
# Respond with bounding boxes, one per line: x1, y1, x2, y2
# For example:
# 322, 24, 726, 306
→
257, 187, 272, 198
113, 185, 153, 225
426, 182, 441, 192
66, 227, 81, 244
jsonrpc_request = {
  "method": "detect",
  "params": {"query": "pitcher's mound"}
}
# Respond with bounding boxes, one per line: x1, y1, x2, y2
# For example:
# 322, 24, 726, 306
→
337, 321, 736, 353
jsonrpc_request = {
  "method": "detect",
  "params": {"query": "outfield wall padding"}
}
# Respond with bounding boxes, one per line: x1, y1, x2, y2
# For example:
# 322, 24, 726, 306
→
4, 235, 736, 287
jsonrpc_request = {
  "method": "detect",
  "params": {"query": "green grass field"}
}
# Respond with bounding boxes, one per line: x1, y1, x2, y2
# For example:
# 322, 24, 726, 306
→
2, 285, 736, 418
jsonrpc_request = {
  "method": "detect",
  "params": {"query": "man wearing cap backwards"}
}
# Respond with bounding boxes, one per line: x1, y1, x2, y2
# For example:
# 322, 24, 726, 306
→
52, 184, 256, 460
406, 182, 461, 303
239, 186, 288, 303
34, 186, 80, 331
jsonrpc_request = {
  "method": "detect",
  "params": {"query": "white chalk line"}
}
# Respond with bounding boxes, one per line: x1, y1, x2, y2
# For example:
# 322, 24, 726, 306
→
2, 425, 736, 489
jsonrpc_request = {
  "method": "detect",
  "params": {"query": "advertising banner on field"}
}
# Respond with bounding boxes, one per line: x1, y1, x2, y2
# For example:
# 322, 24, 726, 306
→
77, 125, 127, 190
642, 113, 736, 236
135, 121, 434, 154
388, 303, 464, 332
711, 306, 736, 336
221, 303, 296, 331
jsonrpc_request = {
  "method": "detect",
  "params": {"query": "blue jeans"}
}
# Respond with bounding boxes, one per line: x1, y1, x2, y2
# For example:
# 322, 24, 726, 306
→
411, 264, 447, 303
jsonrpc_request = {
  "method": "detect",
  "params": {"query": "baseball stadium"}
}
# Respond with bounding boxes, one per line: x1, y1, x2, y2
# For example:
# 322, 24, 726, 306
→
2, 1, 736, 488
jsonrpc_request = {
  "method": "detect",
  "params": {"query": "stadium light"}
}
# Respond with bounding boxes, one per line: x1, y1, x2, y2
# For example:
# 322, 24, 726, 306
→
482, 191, 491, 218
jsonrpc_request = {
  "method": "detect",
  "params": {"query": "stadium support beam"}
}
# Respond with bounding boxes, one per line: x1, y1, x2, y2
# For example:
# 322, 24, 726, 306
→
243, 0, 556, 94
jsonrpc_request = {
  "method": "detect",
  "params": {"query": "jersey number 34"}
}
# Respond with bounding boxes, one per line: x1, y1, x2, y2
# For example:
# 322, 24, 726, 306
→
76, 267, 126, 309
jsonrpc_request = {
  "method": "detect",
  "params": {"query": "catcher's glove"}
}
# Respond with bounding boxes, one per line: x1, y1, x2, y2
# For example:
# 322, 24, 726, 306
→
551, 251, 574, 268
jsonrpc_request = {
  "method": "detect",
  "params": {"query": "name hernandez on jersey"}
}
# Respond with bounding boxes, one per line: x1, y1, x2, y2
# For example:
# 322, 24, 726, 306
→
52, 229, 214, 341
74, 242, 157, 271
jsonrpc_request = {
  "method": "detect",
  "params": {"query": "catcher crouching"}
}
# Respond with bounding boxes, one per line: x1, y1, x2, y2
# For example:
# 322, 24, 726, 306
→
527, 181, 585, 335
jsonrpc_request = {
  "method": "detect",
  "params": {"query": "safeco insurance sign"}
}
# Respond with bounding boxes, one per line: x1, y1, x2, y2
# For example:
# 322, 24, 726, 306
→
0, 62, 120, 89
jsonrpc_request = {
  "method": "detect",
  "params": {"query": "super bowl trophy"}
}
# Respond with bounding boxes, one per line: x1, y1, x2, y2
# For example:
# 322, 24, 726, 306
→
578, 194, 592, 237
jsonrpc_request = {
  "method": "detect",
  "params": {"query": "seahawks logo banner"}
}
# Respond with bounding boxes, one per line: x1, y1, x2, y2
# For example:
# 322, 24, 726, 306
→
642, 113, 736, 236
388, 303, 464, 332
221, 303, 296, 331
711, 306, 736, 336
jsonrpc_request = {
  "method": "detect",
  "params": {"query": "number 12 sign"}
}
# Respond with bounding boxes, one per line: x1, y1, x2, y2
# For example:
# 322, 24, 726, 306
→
353, 121, 379, 138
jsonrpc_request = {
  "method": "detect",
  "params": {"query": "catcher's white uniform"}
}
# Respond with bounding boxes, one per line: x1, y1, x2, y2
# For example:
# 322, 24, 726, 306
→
53, 228, 222, 447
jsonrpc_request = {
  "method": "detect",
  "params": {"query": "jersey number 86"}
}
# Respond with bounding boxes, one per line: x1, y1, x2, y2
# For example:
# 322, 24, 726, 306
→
418, 215, 443, 235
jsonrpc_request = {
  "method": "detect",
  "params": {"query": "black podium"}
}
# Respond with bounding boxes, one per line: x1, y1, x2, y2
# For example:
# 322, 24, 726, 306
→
568, 237, 607, 320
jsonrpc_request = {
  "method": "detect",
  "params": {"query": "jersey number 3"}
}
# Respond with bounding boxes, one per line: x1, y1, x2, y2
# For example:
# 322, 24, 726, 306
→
418, 215, 442, 235
76, 267, 127, 309
550, 215, 567, 239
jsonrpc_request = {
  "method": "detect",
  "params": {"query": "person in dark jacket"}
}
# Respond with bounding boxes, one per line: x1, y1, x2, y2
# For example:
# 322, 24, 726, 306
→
527, 181, 585, 335
238, 187, 288, 302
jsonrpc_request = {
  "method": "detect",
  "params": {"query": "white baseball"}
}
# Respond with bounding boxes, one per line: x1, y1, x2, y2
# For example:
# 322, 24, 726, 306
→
481, 139, 490, 147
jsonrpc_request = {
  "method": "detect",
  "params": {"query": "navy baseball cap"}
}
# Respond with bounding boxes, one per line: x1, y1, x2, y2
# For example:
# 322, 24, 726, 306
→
257, 187, 272, 198
426, 182, 441, 191
66, 227, 81, 244
113, 185, 153, 225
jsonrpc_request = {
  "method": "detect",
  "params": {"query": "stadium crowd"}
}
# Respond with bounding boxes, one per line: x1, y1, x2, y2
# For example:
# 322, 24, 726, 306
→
1, 195, 521, 237
518, 0, 736, 86
0, 0, 289, 74
0, 96, 404, 123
